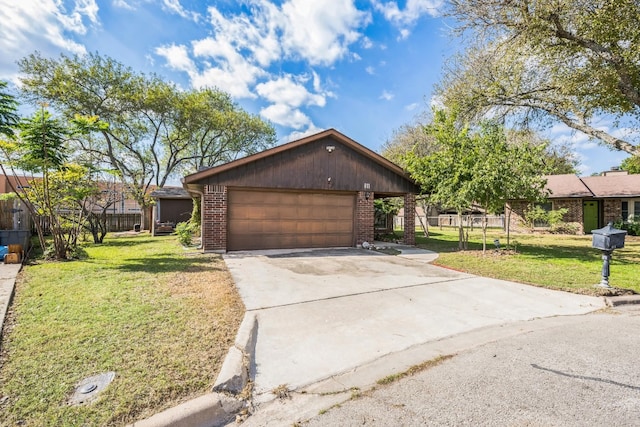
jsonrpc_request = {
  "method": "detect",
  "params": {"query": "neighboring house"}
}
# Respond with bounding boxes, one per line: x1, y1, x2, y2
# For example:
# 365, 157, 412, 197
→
150, 187, 193, 236
508, 171, 640, 234
182, 128, 419, 252
0, 174, 152, 231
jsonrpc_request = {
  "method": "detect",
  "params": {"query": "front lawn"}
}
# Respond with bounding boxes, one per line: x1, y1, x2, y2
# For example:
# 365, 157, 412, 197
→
0, 233, 244, 426
414, 227, 640, 295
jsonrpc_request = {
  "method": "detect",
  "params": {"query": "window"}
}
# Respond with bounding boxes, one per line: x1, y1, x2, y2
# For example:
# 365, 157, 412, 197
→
634, 201, 640, 221
622, 199, 640, 222
622, 201, 629, 221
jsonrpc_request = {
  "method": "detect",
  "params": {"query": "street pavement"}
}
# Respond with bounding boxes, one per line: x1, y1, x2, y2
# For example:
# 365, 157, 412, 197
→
303, 307, 640, 426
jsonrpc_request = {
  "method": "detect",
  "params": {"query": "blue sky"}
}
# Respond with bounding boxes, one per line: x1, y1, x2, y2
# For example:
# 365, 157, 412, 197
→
0, 0, 632, 176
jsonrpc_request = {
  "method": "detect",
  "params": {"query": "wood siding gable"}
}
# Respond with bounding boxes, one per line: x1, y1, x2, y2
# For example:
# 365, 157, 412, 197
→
183, 129, 418, 194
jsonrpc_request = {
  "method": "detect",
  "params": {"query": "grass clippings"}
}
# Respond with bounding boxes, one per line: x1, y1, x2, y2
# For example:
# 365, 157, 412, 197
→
0, 233, 244, 426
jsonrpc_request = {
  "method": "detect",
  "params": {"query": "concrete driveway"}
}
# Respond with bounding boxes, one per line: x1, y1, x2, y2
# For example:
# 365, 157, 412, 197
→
223, 247, 604, 400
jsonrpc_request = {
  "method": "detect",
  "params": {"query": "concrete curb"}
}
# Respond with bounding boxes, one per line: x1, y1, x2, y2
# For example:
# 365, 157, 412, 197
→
605, 294, 640, 306
213, 312, 258, 394
128, 392, 243, 427
129, 312, 258, 427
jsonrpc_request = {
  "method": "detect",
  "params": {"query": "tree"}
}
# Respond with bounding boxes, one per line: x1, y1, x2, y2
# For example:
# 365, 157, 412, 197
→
405, 109, 476, 249
505, 129, 579, 175
405, 109, 549, 252
0, 108, 103, 259
0, 81, 19, 138
621, 155, 640, 174
18, 52, 276, 230
440, 0, 640, 156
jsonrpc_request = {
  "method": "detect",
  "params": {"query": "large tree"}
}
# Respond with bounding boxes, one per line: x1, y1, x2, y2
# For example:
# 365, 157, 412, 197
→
439, 0, 640, 156
18, 52, 276, 229
383, 119, 578, 175
621, 155, 640, 174
0, 81, 19, 138
405, 109, 548, 251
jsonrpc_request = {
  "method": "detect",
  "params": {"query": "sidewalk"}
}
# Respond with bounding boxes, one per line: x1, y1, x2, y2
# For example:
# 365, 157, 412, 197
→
0, 263, 22, 343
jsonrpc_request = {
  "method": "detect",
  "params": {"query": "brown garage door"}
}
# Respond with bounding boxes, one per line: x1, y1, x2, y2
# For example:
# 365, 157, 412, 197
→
228, 189, 355, 251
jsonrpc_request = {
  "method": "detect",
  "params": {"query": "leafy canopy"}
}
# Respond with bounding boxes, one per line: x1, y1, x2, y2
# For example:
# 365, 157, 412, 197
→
440, 0, 640, 156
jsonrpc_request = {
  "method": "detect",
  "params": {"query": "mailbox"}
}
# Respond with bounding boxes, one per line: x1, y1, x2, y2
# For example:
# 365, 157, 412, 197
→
591, 222, 627, 288
591, 222, 626, 251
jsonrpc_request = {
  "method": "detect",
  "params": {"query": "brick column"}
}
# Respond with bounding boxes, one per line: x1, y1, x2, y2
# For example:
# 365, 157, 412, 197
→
356, 191, 374, 246
403, 193, 416, 245
203, 185, 227, 252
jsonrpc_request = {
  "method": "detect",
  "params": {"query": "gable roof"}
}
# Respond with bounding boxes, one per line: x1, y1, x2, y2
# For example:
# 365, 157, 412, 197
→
150, 186, 191, 199
545, 173, 640, 198
545, 174, 594, 198
182, 128, 411, 185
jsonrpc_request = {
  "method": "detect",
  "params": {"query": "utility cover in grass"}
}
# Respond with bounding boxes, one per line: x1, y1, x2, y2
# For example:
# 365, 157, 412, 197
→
68, 372, 116, 406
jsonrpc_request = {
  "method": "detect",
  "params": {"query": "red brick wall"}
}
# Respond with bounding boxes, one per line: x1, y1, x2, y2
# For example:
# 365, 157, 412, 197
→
203, 185, 227, 251
356, 191, 374, 246
507, 199, 584, 234
506, 201, 530, 232
403, 193, 416, 245
603, 199, 622, 224
553, 199, 582, 228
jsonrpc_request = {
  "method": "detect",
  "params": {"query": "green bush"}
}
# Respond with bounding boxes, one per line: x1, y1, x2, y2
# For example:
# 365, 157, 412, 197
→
524, 206, 568, 229
550, 221, 581, 235
175, 221, 196, 246
614, 218, 640, 236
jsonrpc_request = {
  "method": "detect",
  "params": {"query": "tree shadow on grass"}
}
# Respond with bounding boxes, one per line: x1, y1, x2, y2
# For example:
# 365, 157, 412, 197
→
114, 255, 225, 274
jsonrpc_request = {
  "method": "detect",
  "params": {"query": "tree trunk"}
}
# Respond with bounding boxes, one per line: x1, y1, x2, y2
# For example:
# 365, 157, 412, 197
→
415, 207, 428, 238
457, 211, 464, 250
482, 211, 488, 254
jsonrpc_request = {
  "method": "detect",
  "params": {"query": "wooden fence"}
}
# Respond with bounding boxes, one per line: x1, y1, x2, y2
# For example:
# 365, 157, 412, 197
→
36, 213, 148, 234
0, 199, 150, 234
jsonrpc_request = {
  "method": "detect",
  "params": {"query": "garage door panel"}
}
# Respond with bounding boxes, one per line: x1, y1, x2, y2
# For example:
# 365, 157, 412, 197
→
228, 190, 355, 251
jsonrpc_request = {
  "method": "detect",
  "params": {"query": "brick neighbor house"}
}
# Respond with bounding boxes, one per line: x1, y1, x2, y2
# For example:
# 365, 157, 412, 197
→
508, 171, 640, 234
182, 129, 419, 252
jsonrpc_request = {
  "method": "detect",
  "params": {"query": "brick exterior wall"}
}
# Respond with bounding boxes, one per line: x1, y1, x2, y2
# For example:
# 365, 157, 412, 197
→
356, 191, 374, 246
403, 193, 416, 245
506, 201, 530, 232
553, 199, 582, 227
603, 199, 622, 224
507, 199, 584, 234
203, 185, 227, 252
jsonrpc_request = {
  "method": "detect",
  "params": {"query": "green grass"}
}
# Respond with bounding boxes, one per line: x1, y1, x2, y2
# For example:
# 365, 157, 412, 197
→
0, 233, 244, 426
415, 227, 640, 295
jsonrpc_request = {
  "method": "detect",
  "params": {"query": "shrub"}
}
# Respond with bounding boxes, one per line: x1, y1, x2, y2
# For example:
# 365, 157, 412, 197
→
524, 206, 568, 230
550, 221, 581, 235
175, 221, 196, 246
614, 218, 640, 236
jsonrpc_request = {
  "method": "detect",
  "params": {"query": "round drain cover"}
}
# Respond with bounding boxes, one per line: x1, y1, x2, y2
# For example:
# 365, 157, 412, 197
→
79, 383, 97, 394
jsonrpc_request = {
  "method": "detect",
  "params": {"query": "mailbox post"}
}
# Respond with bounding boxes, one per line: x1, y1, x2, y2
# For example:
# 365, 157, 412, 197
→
591, 222, 627, 288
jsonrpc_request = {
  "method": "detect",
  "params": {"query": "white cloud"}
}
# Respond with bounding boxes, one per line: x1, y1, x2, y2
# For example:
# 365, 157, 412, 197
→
380, 90, 394, 101
373, 0, 442, 37
361, 37, 373, 49
280, 0, 371, 65
405, 102, 419, 111
365, 66, 375, 75
0, 0, 100, 79
155, 44, 196, 74
187, 36, 267, 98
256, 75, 326, 108
285, 124, 324, 142
162, 0, 200, 21
260, 104, 311, 129
112, 0, 135, 10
